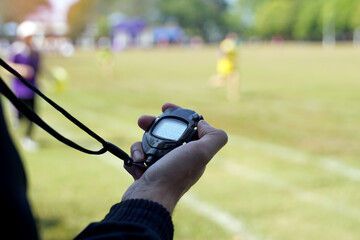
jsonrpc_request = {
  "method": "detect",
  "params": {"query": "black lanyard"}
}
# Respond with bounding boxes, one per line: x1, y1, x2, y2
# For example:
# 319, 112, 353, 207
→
0, 58, 144, 168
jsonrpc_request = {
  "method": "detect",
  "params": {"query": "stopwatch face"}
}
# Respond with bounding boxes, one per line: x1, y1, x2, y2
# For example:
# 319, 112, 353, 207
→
142, 107, 203, 167
151, 118, 187, 141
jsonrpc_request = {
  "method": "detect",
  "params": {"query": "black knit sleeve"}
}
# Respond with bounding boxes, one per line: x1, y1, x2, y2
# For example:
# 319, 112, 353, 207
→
75, 199, 174, 240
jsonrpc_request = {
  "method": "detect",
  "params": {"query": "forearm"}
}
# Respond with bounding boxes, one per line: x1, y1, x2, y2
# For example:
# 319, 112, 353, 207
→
8, 62, 34, 79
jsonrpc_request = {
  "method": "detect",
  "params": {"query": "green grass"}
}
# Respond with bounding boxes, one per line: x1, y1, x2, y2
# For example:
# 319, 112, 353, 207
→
4, 43, 360, 240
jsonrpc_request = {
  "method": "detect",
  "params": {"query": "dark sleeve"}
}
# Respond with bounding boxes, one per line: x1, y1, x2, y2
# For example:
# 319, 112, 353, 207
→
75, 199, 174, 240
0, 98, 39, 239
11, 52, 22, 63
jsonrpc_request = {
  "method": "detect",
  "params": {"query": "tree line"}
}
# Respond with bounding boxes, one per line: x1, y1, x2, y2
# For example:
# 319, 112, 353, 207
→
68, 0, 360, 42
2, 0, 360, 42
238, 0, 360, 40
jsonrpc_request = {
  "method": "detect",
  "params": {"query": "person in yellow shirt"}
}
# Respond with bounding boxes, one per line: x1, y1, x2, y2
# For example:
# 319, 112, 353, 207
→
210, 32, 239, 101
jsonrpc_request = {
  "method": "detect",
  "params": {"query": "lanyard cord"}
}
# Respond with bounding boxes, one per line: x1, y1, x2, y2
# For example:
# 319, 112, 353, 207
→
0, 58, 141, 167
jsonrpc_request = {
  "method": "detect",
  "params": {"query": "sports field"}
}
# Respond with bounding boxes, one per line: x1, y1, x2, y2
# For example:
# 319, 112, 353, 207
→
5, 43, 360, 240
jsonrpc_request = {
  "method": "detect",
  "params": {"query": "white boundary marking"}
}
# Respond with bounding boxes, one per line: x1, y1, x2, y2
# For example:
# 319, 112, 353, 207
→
181, 194, 265, 240
229, 135, 360, 181
223, 162, 360, 221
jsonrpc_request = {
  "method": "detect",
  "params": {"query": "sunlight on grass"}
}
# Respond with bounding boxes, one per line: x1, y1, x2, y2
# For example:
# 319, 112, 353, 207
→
5, 43, 360, 240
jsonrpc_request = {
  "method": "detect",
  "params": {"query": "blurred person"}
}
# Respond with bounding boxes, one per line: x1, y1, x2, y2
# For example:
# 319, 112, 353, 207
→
48, 66, 69, 94
0, 100, 228, 239
97, 46, 116, 80
209, 32, 239, 102
9, 21, 42, 152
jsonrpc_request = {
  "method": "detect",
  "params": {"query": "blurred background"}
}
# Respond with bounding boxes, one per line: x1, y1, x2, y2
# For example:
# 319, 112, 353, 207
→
0, 0, 360, 239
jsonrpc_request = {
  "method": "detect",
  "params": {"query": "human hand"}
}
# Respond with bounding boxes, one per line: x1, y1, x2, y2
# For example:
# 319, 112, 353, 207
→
122, 103, 228, 214
8, 63, 34, 79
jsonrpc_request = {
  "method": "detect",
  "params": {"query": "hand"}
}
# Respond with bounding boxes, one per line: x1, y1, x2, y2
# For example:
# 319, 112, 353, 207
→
8, 63, 34, 79
122, 103, 228, 214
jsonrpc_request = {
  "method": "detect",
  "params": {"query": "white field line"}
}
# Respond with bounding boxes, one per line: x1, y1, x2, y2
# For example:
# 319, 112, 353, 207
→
223, 162, 360, 221
181, 194, 267, 240
229, 135, 360, 181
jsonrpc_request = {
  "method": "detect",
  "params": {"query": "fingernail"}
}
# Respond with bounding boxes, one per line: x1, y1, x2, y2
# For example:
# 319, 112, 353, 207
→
199, 120, 209, 127
133, 150, 142, 161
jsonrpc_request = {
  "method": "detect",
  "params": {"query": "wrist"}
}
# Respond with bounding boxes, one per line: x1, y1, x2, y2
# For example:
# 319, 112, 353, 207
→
122, 179, 181, 214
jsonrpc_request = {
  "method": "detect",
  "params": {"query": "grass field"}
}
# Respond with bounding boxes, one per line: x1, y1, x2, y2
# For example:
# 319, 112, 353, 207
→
4, 43, 360, 240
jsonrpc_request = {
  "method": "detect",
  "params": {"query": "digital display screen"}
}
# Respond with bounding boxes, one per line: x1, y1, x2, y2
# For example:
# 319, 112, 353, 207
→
152, 118, 187, 141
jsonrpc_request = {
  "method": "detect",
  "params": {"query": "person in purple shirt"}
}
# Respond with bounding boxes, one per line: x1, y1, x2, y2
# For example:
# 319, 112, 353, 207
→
10, 21, 42, 151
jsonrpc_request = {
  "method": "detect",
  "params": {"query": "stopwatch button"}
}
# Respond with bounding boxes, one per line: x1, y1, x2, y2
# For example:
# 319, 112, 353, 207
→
192, 113, 201, 121
164, 143, 177, 149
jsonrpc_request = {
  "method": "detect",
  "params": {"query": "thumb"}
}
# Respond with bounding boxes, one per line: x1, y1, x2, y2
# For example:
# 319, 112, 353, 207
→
194, 120, 228, 160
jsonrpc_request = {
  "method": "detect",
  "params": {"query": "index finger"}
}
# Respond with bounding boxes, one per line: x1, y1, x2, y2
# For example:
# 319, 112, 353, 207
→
162, 103, 181, 112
